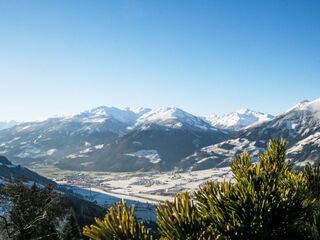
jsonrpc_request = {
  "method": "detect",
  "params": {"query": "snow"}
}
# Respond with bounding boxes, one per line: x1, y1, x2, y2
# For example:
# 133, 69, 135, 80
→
206, 109, 273, 131
47, 149, 57, 155
16, 145, 41, 158
285, 98, 320, 118
67, 154, 87, 159
68, 185, 157, 221
8, 137, 21, 143
127, 107, 152, 115
17, 125, 31, 131
54, 167, 233, 207
135, 107, 211, 130
0, 177, 5, 185
186, 138, 265, 167
80, 148, 93, 154
287, 132, 320, 154
125, 149, 161, 164
80, 106, 144, 124
94, 144, 104, 149
0, 162, 16, 168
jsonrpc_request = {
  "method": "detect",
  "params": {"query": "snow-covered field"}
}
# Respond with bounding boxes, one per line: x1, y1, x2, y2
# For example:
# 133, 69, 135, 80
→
30, 167, 232, 222
67, 185, 157, 222
36, 167, 233, 204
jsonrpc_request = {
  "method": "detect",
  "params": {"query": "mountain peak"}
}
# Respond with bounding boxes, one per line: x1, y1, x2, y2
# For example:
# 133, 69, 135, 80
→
235, 108, 252, 114
135, 107, 213, 130
285, 98, 320, 116
206, 109, 273, 131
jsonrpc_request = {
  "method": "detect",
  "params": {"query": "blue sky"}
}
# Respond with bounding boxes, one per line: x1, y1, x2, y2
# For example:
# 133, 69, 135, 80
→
0, 0, 319, 121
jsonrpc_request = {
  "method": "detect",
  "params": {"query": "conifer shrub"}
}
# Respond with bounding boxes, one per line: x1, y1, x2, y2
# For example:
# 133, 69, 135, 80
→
83, 200, 153, 240
156, 191, 214, 240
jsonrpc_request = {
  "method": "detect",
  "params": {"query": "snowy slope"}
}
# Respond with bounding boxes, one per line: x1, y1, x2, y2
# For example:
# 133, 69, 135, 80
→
0, 106, 229, 171
182, 99, 320, 170
205, 109, 273, 131
0, 107, 148, 168
135, 107, 217, 131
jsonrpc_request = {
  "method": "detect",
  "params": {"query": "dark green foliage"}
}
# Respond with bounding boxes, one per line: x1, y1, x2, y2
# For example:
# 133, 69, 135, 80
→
195, 139, 313, 240
2, 182, 63, 240
62, 209, 82, 240
305, 161, 320, 198
0, 181, 103, 240
304, 161, 320, 239
156, 191, 212, 240
83, 200, 154, 240
60, 193, 106, 234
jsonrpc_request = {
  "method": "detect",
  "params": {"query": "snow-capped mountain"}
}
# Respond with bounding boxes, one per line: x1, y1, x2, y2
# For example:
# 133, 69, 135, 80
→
135, 107, 217, 131
205, 109, 274, 131
0, 106, 230, 170
2, 100, 318, 172
56, 107, 230, 171
182, 99, 320, 170
0, 107, 145, 168
57, 121, 230, 172
0, 120, 20, 130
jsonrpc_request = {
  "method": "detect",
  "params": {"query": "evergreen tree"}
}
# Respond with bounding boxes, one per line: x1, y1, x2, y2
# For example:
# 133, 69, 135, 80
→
62, 209, 82, 240
156, 191, 213, 240
2, 182, 63, 240
83, 200, 153, 240
195, 139, 312, 239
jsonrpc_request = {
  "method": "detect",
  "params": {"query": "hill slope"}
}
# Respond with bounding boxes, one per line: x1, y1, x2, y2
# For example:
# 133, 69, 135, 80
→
181, 99, 320, 170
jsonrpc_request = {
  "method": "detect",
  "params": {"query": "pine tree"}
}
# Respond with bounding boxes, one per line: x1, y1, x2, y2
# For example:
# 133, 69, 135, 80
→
156, 191, 213, 240
195, 139, 313, 240
62, 209, 82, 240
2, 182, 63, 240
83, 200, 154, 240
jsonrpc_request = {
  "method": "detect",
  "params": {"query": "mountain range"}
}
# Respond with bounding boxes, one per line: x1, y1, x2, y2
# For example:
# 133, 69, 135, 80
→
205, 109, 273, 131
0, 99, 319, 172
181, 99, 320, 170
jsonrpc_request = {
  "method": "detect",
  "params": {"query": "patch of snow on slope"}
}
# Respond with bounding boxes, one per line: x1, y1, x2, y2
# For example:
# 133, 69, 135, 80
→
193, 138, 265, 166
47, 149, 56, 155
125, 149, 161, 164
94, 144, 104, 149
287, 132, 320, 154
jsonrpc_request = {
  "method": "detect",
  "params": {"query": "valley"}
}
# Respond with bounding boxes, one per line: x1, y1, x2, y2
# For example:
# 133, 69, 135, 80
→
33, 166, 233, 204
1, 99, 319, 222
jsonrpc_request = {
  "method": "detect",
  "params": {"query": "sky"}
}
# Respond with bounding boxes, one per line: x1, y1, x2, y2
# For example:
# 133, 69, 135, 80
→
0, 0, 319, 121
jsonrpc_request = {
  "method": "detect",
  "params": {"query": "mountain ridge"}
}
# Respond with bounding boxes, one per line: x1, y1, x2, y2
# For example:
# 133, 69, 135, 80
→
1, 99, 318, 172
181, 98, 320, 171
